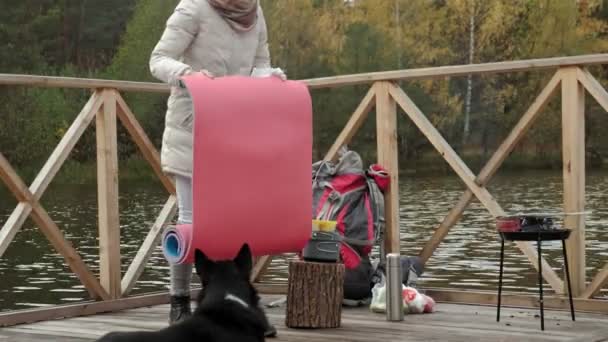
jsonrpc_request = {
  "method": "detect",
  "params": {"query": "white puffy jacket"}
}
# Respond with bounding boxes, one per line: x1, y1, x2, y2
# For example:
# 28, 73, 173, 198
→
150, 0, 271, 178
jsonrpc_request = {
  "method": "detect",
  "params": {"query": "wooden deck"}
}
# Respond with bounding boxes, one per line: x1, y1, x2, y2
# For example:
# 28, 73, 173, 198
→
1, 295, 607, 342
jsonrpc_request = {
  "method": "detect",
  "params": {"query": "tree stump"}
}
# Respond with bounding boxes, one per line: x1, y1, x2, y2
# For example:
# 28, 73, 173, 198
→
285, 260, 345, 328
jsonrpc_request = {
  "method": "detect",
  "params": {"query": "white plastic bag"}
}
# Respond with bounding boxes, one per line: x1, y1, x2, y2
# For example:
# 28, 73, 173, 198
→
370, 280, 387, 313
403, 286, 425, 314
403, 287, 437, 313
422, 294, 436, 313
369, 281, 436, 314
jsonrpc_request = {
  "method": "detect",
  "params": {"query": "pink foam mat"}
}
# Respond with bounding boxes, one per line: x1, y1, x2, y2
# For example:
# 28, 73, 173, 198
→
162, 75, 312, 263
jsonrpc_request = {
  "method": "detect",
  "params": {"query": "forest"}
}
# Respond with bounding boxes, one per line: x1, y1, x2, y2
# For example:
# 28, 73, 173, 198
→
2, 0, 608, 183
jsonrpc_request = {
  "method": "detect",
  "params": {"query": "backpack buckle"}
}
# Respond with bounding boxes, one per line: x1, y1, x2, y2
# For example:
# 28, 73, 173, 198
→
328, 190, 340, 202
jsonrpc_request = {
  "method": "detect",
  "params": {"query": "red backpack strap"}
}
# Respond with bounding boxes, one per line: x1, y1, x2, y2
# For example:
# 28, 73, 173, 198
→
367, 164, 389, 191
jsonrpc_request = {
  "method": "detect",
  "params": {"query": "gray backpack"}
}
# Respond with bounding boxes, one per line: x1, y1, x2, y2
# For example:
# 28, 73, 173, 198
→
312, 148, 388, 269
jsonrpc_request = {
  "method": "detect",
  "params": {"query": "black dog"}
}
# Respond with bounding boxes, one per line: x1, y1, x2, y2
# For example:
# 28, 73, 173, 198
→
96, 244, 270, 342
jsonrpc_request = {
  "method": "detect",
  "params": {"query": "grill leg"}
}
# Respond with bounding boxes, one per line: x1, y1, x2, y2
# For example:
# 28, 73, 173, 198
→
537, 237, 544, 331
562, 239, 576, 321
497, 238, 505, 322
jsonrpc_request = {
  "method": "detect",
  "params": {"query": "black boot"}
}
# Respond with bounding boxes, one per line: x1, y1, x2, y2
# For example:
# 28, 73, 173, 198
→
169, 295, 192, 324
263, 320, 277, 338
254, 304, 277, 338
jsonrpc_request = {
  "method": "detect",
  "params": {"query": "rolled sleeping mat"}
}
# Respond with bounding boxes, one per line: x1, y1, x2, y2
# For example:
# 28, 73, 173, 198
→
161, 74, 313, 262
162, 224, 193, 264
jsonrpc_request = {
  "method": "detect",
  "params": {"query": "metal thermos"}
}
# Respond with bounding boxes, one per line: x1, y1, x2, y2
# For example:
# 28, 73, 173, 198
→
386, 253, 404, 321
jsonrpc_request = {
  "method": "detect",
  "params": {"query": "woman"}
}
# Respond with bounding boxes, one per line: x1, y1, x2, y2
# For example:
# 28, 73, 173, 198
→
149, 0, 283, 333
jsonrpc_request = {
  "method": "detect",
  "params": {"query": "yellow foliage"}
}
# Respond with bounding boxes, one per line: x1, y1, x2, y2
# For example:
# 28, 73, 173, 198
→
258, 0, 608, 153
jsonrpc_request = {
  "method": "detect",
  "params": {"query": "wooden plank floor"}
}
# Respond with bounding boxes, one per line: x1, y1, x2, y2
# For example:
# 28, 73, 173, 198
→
1, 295, 607, 342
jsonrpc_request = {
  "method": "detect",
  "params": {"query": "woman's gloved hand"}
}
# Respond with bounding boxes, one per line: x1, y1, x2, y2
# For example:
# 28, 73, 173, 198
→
251, 67, 287, 81
178, 69, 214, 88
186, 69, 214, 78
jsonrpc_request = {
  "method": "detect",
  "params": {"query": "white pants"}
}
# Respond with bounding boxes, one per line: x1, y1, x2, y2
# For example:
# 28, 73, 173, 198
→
169, 175, 193, 296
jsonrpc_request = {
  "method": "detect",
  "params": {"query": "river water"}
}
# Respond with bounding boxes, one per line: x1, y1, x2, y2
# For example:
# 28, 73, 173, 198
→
1, 170, 607, 312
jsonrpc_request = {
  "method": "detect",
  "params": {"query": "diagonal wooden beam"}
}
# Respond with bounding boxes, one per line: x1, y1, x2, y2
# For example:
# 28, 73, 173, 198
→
121, 195, 177, 296
418, 193, 472, 264
419, 71, 563, 264
0, 203, 30, 257
0, 153, 110, 300
0, 92, 104, 258
30, 92, 105, 200
324, 84, 377, 161
114, 91, 176, 195
251, 255, 273, 283
388, 83, 564, 294
576, 68, 608, 114
476, 72, 563, 183
388, 84, 503, 214
582, 263, 608, 299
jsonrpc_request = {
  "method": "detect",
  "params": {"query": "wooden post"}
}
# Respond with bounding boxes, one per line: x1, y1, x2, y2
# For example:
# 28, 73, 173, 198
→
285, 260, 344, 328
97, 89, 122, 298
561, 67, 586, 297
375, 81, 400, 255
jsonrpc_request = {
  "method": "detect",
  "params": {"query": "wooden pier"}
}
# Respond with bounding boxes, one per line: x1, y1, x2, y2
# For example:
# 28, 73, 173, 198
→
2, 54, 608, 340
1, 295, 607, 342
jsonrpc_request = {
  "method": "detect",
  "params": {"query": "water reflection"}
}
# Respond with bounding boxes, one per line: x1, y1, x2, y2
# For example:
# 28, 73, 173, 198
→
0, 171, 606, 311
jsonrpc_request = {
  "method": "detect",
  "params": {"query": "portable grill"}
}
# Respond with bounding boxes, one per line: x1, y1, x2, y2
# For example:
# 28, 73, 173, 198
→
496, 215, 557, 233
302, 230, 341, 263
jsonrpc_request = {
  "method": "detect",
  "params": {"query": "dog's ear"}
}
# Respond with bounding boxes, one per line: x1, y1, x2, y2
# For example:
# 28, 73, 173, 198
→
194, 248, 214, 284
233, 243, 252, 279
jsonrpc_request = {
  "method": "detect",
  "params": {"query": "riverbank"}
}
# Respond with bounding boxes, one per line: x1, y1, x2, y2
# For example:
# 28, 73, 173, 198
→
3, 157, 162, 188
4, 149, 605, 189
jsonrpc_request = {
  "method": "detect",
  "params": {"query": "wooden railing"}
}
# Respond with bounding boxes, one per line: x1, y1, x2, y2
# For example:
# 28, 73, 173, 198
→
2, 53, 608, 325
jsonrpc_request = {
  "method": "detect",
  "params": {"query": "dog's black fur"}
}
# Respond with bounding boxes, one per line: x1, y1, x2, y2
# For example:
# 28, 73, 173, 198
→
96, 244, 267, 342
